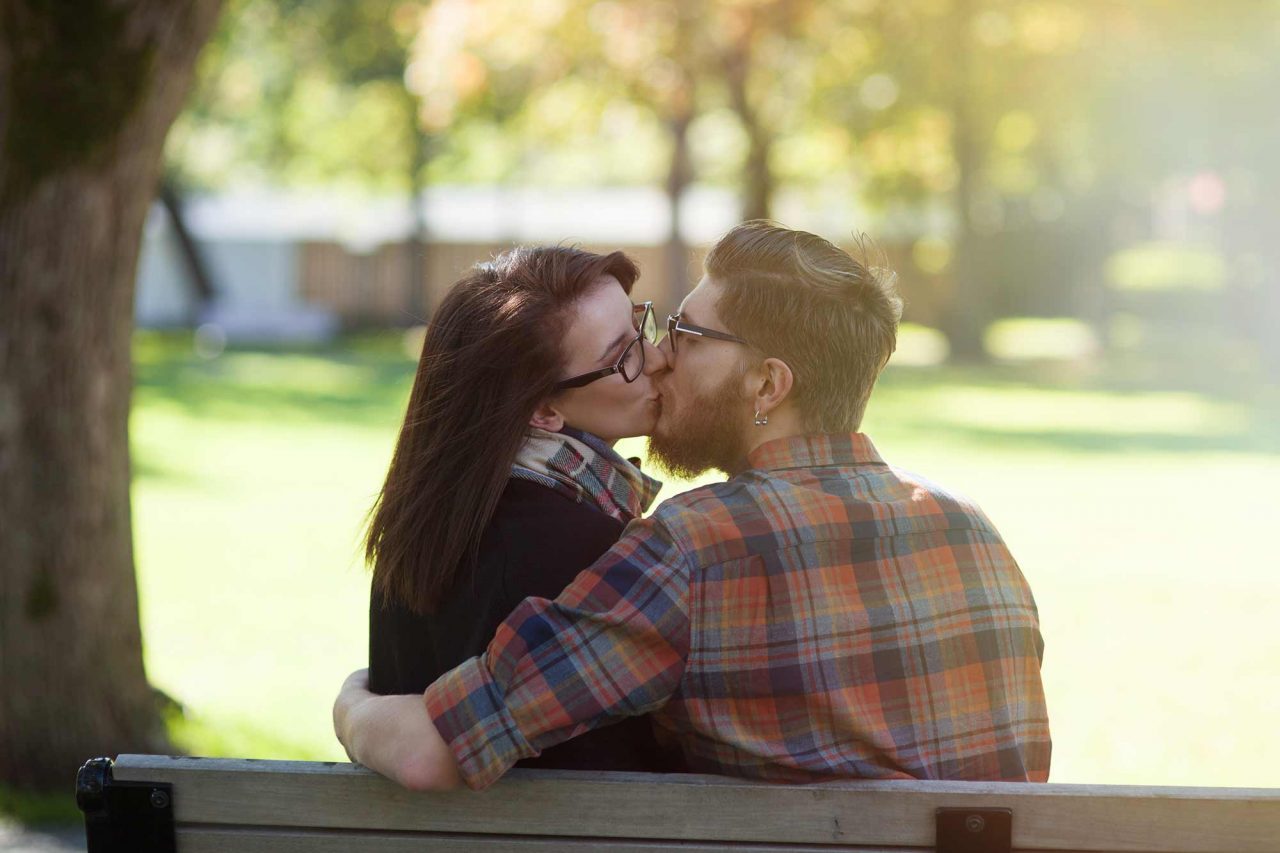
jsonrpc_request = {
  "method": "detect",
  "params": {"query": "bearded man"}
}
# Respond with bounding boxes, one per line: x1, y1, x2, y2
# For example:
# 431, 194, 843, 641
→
334, 221, 1051, 790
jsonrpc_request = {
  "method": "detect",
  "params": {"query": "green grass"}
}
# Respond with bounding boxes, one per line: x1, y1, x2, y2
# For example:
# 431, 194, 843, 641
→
0, 786, 81, 825
129, 331, 1280, 789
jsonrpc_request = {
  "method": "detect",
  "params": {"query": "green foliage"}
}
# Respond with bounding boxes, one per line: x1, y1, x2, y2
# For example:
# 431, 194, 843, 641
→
167, 0, 422, 190
168, 0, 1280, 203
1106, 242, 1228, 293
983, 317, 1099, 362
165, 0, 1280, 365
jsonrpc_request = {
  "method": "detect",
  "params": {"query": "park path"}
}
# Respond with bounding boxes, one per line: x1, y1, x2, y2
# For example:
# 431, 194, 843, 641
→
0, 820, 82, 852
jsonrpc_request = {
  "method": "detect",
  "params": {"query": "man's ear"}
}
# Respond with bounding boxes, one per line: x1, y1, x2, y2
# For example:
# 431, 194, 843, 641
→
749, 357, 794, 418
529, 402, 564, 432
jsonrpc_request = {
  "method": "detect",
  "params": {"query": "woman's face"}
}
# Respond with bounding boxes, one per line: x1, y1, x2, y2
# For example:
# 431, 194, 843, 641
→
539, 275, 668, 443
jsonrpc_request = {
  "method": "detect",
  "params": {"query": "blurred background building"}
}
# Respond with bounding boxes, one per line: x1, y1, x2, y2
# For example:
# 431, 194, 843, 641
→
146, 0, 1280, 384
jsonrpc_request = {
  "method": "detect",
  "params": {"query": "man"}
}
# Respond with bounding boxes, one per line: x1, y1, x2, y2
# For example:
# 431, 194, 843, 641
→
334, 221, 1051, 791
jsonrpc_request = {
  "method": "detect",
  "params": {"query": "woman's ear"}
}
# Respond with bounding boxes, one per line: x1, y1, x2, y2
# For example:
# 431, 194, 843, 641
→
529, 402, 564, 432
751, 357, 794, 418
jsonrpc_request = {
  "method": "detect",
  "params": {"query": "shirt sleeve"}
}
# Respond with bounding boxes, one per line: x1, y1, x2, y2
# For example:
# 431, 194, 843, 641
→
423, 514, 691, 790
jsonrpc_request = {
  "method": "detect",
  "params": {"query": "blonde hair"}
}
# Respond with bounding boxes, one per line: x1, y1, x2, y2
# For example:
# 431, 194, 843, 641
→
707, 220, 903, 432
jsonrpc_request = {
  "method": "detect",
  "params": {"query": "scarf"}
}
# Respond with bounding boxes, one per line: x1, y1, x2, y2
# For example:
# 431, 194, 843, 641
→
511, 426, 662, 523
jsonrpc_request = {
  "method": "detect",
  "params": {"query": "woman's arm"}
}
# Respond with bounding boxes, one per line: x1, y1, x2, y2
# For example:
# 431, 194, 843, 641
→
333, 668, 463, 791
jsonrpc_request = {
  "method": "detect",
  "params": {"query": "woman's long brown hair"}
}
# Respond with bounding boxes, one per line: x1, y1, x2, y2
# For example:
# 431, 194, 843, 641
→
366, 246, 639, 614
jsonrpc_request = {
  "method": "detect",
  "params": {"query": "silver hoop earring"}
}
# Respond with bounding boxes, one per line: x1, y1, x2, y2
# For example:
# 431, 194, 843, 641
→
754, 410, 769, 427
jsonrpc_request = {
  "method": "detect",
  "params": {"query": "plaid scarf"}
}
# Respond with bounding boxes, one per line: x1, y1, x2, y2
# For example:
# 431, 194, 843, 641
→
511, 427, 661, 523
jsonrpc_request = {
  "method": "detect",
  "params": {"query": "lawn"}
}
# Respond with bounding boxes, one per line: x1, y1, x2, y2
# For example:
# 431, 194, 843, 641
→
130, 331, 1280, 788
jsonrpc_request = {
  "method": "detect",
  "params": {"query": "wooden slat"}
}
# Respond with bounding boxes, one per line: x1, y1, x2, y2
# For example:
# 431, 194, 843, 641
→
113, 756, 1280, 853
179, 826, 915, 853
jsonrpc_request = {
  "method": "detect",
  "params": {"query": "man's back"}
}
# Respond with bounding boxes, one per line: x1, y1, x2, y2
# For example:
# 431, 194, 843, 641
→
649, 433, 1049, 782
425, 434, 1050, 789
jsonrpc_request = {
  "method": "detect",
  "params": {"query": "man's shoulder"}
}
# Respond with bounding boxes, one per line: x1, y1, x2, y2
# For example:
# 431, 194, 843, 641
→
643, 461, 1006, 552
649, 478, 757, 524
636, 480, 759, 556
879, 463, 1002, 534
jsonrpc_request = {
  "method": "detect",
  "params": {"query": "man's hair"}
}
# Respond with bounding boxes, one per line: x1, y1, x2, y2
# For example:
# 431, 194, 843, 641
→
706, 220, 903, 432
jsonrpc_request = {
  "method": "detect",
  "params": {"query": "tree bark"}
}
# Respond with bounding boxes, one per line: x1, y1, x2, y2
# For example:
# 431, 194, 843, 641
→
0, 0, 222, 791
740, 127, 774, 222
404, 90, 430, 324
664, 112, 693, 304
160, 180, 218, 319
939, 0, 989, 362
722, 25, 773, 222
662, 5, 696, 305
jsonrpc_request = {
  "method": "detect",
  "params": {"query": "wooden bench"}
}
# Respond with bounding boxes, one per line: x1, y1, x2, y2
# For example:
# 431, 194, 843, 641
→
76, 754, 1280, 852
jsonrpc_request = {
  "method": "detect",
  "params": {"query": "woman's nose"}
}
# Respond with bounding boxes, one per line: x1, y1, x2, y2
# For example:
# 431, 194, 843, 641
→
643, 336, 670, 374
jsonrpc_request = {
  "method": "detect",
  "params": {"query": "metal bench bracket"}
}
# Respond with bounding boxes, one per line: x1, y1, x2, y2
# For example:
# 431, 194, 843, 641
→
936, 806, 1012, 853
76, 757, 176, 853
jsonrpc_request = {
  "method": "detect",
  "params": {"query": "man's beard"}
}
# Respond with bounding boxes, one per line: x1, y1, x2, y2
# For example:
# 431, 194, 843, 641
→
648, 370, 749, 479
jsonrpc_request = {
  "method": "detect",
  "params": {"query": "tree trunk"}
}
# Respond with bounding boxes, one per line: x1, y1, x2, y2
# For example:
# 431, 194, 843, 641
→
722, 26, 773, 222
939, 0, 989, 362
405, 91, 430, 324
159, 180, 218, 320
664, 112, 693, 304
741, 128, 773, 222
0, 0, 222, 791
659, 3, 697, 304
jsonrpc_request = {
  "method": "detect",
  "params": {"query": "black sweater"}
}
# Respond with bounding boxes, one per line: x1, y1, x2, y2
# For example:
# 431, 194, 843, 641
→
368, 478, 681, 772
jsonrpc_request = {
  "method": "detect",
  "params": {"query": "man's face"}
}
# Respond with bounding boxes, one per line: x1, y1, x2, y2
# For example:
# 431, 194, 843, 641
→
649, 276, 753, 478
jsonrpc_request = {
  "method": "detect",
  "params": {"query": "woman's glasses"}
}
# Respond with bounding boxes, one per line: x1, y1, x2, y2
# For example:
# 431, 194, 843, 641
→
554, 302, 657, 390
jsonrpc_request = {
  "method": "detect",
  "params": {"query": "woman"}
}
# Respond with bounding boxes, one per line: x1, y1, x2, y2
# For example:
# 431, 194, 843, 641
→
365, 245, 679, 772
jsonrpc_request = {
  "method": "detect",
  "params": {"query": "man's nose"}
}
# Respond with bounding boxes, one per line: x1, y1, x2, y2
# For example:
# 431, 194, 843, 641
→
643, 336, 671, 374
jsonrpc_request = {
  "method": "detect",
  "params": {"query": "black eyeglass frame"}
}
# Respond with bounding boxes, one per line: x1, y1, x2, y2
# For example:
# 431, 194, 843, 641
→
554, 302, 656, 391
665, 312, 750, 355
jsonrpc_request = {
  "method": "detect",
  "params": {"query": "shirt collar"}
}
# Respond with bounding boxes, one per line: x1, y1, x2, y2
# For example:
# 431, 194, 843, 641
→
746, 433, 885, 472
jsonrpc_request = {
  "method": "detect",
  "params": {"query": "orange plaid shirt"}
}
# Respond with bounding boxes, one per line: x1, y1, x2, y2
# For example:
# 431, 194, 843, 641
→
426, 434, 1051, 789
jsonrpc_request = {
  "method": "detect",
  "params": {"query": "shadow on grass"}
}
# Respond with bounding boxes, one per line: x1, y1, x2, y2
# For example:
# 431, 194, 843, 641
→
878, 364, 1280, 456
0, 786, 80, 826
889, 421, 1280, 455
134, 335, 417, 428
133, 332, 1280, 457
131, 451, 203, 485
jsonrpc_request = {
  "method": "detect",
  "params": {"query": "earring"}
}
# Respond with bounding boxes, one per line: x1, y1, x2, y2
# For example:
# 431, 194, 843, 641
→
754, 410, 769, 427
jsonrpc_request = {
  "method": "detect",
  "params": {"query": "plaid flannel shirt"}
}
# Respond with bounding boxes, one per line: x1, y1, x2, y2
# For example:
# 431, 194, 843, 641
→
426, 433, 1051, 789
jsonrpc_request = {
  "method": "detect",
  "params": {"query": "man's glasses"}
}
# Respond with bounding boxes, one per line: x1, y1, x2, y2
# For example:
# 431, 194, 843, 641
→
555, 302, 657, 390
664, 312, 749, 355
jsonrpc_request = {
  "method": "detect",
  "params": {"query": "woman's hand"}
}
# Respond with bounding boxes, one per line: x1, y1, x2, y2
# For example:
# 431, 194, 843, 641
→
333, 668, 372, 763
331, 666, 464, 791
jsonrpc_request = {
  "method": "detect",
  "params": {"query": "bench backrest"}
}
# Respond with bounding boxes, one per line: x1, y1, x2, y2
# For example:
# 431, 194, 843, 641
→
78, 754, 1280, 852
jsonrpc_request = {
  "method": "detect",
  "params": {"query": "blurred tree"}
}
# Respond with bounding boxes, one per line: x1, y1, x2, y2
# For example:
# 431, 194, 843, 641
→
853, 0, 1106, 361
0, 0, 223, 790
164, 0, 1280, 367
406, 0, 842, 294
1082, 0, 1280, 379
407, 0, 703, 299
169, 0, 432, 319
587, 0, 702, 296
170, 0, 855, 298
711, 0, 827, 222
